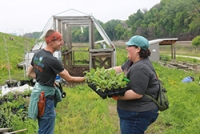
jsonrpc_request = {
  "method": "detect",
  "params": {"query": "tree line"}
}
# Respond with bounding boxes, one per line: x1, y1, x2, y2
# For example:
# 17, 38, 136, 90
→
26, 0, 200, 42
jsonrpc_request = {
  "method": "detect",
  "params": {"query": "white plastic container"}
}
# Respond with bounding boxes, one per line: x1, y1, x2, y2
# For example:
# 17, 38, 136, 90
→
103, 44, 106, 49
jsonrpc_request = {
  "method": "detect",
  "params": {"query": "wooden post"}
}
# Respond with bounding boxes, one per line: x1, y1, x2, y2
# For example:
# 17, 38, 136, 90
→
89, 52, 92, 70
62, 23, 67, 50
90, 17, 94, 49
53, 18, 56, 30
171, 44, 174, 60
58, 20, 61, 32
89, 17, 94, 70
68, 25, 72, 69
173, 43, 176, 60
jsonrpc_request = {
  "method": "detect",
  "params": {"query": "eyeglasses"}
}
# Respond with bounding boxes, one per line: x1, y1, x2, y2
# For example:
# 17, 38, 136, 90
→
127, 45, 138, 48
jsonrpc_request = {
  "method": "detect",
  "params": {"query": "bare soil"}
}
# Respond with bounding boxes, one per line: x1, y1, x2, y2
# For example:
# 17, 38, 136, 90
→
67, 66, 89, 76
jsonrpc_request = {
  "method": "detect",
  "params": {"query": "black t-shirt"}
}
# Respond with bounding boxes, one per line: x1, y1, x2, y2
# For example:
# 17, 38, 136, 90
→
118, 58, 159, 112
31, 49, 64, 87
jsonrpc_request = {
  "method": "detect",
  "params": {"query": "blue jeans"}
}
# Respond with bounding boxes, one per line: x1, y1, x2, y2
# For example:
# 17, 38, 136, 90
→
117, 108, 159, 134
38, 98, 56, 134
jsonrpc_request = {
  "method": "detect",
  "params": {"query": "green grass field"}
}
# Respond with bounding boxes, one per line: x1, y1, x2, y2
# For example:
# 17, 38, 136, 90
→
1, 33, 200, 133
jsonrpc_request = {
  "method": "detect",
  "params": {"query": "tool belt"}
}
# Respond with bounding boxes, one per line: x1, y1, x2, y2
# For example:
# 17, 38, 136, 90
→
46, 95, 55, 100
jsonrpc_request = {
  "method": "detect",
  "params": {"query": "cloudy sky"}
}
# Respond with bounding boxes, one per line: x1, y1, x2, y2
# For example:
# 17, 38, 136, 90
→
0, 0, 160, 34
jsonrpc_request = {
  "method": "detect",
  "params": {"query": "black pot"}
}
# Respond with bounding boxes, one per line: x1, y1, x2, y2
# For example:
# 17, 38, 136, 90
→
6, 80, 18, 87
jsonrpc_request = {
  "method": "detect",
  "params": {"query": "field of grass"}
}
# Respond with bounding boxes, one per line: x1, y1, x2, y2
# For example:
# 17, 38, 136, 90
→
54, 62, 200, 134
0, 33, 34, 85
1, 34, 200, 133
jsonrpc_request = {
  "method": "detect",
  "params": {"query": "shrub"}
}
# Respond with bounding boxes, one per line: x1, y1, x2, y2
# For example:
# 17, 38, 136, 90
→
192, 35, 200, 47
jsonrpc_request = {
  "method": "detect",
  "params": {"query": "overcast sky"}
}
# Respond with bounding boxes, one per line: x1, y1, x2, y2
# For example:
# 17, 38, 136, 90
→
0, 0, 160, 34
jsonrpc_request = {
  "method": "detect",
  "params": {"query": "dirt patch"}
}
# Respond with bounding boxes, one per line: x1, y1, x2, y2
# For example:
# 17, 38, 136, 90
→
67, 66, 89, 76
108, 104, 118, 118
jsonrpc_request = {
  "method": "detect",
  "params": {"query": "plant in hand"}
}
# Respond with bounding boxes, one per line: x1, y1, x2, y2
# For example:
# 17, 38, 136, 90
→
84, 67, 128, 91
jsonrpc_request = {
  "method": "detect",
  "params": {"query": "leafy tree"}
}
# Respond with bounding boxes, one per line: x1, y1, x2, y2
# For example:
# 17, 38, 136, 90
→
114, 24, 126, 40
71, 26, 89, 42
121, 30, 132, 40
126, 9, 145, 36
192, 35, 200, 47
187, 0, 200, 35
104, 19, 121, 41
94, 20, 105, 41
124, 0, 200, 40
126, 9, 144, 28
24, 32, 42, 39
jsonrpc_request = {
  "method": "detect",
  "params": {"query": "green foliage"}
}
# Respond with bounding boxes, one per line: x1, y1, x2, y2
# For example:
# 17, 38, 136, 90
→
0, 90, 37, 134
192, 35, 200, 47
125, 0, 200, 39
115, 47, 128, 65
103, 19, 122, 41
84, 67, 128, 90
24, 32, 42, 39
114, 24, 126, 40
0, 32, 34, 84
160, 55, 170, 62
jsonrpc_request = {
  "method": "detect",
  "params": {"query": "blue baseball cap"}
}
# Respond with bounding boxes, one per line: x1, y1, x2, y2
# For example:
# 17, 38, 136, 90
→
126, 35, 149, 50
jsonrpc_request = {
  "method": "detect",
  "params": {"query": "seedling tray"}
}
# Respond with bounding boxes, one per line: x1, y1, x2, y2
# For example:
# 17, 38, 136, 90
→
88, 83, 128, 99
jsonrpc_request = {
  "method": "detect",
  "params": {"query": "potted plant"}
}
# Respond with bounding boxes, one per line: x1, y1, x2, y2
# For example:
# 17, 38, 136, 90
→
84, 67, 129, 99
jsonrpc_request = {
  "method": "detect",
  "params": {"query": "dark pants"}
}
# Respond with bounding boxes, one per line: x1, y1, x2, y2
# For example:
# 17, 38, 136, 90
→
117, 108, 159, 134
38, 98, 55, 134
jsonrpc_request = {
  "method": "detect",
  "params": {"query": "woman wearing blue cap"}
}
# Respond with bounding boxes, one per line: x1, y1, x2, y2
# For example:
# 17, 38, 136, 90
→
111, 35, 159, 134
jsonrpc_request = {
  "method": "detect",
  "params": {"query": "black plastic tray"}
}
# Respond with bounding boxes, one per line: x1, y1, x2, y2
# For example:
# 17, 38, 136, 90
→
88, 83, 128, 99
